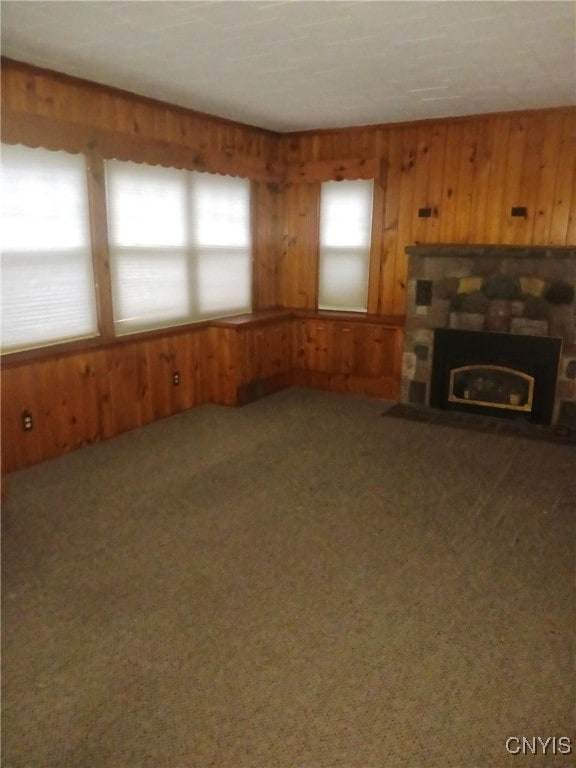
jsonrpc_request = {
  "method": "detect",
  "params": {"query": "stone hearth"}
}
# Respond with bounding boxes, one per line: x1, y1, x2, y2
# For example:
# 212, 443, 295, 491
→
402, 245, 576, 428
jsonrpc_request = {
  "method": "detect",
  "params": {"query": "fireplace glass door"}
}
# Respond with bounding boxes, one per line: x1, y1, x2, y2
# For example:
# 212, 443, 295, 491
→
448, 365, 534, 413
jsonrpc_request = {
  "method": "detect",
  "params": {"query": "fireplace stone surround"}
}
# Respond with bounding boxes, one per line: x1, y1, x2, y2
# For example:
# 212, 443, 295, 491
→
402, 245, 576, 429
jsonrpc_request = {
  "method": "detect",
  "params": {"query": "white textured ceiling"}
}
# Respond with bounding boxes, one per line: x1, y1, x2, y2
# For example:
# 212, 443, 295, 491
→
1, 0, 575, 132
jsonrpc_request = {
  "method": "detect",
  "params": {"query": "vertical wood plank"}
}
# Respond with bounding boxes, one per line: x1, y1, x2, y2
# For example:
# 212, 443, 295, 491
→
548, 111, 576, 245
532, 111, 565, 244
499, 114, 529, 244
453, 120, 479, 243
421, 123, 448, 244
468, 117, 495, 243
175, 330, 203, 410
391, 126, 419, 315
145, 336, 174, 421
438, 121, 465, 244
86, 153, 115, 339
565, 168, 576, 245
251, 181, 281, 310
513, 113, 547, 245
1, 366, 43, 471
367, 153, 387, 315
278, 182, 320, 309
411, 124, 434, 246
482, 115, 512, 243
380, 128, 402, 315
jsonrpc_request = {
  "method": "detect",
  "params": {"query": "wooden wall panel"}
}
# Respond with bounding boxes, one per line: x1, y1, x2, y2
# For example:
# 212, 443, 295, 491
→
198, 327, 235, 406
410, 124, 434, 247
1, 315, 403, 473
366, 152, 388, 315
251, 181, 282, 310
468, 118, 494, 243
2, 365, 54, 470
44, 355, 100, 456
424, 123, 448, 243
566, 170, 576, 246
498, 114, 529, 244
549, 111, 576, 245
532, 111, 565, 244
280, 108, 576, 316
481, 115, 512, 244
278, 182, 320, 309
1, 59, 282, 186
1, 328, 210, 473
379, 129, 403, 316
2, 353, 102, 469
512, 113, 547, 245
292, 318, 402, 399
236, 322, 293, 385
1, 59, 275, 161
391, 126, 419, 314
97, 343, 147, 438
452, 119, 478, 243
438, 121, 465, 245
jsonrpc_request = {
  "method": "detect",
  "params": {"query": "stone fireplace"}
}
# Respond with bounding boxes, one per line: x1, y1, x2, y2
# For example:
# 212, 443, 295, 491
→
402, 245, 576, 429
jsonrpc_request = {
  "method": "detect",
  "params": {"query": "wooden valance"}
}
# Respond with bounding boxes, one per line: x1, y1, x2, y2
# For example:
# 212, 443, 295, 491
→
2, 108, 385, 184
1, 108, 286, 182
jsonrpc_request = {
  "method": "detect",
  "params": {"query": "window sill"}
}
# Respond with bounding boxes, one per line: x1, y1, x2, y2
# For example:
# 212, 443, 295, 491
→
291, 308, 405, 327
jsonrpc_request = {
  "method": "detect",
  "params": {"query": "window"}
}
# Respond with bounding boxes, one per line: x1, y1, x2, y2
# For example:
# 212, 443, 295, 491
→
1, 144, 98, 352
105, 162, 189, 334
192, 174, 252, 316
318, 179, 374, 312
106, 160, 251, 335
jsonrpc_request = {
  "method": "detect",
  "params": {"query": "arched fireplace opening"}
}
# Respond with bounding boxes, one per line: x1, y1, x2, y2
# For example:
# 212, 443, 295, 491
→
430, 328, 562, 425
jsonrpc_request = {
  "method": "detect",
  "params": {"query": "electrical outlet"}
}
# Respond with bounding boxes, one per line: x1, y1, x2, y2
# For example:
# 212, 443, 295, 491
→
173, 372, 180, 386
22, 410, 33, 431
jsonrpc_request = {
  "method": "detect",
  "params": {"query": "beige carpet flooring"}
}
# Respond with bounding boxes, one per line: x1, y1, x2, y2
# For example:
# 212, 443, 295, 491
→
2, 387, 575, 768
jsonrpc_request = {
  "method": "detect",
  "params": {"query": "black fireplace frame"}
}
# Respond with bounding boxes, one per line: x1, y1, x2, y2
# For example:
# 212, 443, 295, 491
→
430, 328, 562, 425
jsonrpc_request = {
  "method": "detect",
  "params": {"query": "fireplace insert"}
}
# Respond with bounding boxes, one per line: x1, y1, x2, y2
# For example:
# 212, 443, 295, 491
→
430, 329, 562, 425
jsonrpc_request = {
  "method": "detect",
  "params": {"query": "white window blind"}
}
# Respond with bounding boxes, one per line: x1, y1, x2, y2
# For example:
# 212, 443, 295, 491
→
106, 161, 190, 334
105, 161, 251, 334
1, 144, 98, 352
191, 174, 251, 317
318, 179, 374, 312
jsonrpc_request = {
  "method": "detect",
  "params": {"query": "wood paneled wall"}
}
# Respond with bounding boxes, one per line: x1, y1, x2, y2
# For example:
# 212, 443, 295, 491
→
1, 314, 402, 472
1, 57, 574, 472
278, 182, 320, 309
250, 181, 282, 311
278, 110, 576, 314
0, 59, 277, 161
292, 314, 402, 400
1, 328, 207, 471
